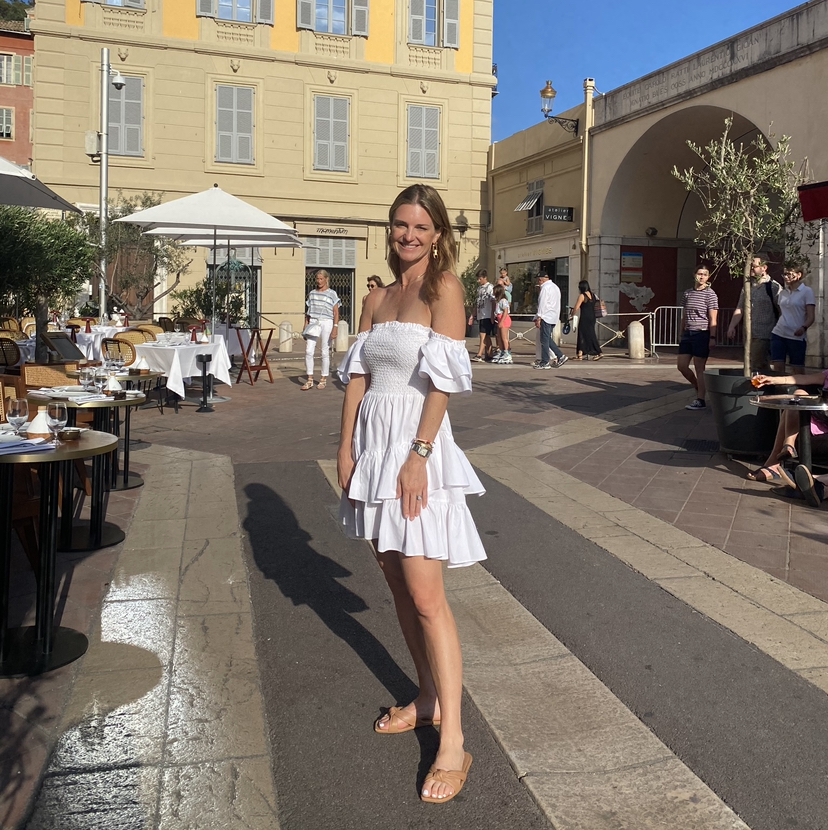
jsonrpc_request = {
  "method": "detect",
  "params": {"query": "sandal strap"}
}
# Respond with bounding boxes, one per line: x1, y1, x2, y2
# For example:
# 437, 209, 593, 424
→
386, 706, 417, 729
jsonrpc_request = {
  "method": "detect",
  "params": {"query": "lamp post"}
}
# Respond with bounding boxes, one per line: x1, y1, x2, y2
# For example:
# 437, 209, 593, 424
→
97, 48, 126, 322
540, 81, 579, 135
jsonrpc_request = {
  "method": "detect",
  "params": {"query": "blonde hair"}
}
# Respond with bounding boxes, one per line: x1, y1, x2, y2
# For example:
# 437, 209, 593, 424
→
387, 184, 457, 304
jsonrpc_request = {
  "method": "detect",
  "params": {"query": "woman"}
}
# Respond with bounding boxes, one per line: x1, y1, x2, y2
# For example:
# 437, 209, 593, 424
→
571, 280, 602, 360
677, 267, 719, 410
361, 275, 385, 308
302, 270, 340, 390
491, 283, 512, 363
337, 184, 485, 803
746, 368, 828, 483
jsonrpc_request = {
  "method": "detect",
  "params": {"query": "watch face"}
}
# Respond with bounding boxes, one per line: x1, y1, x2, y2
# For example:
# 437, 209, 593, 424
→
412, 442, 430, 457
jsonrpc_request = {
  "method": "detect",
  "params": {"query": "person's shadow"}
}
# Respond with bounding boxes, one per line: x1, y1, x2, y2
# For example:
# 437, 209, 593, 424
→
242, 481, 418, 711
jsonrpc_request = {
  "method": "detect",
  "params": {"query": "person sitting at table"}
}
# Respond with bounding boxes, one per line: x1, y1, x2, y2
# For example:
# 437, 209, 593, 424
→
776, 465, 827, 508
745, 369, 828, 482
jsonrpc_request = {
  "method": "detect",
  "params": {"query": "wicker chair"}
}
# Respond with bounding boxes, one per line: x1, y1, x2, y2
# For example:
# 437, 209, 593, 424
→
21, 363, 80, 389
0, 338, 21, 369
102, 337, 137, 366
136, 324, 163, 340
157, 316, 175, 332
174, 317, 201, 331
0, 317, 20, 331
0, 329, 28, 341
65, 318, 86, 327
23, 322, 36, 337
115, 330, 148, 346
19, 316, 34, 330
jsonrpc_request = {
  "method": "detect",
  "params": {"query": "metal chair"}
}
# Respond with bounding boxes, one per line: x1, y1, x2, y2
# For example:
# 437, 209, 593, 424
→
102, 337, 137, 366
115, 330, 148, 347
0, 338, 21, 370
157, 316, 175, 332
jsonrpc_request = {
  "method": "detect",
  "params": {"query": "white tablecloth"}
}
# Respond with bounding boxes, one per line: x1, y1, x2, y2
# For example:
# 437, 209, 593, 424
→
134, 340, 232, 398
212, 325, 251, 358
73, 330, 106, 360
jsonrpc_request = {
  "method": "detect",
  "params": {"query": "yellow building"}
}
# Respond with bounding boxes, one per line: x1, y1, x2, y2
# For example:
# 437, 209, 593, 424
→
29, 0, 495, 328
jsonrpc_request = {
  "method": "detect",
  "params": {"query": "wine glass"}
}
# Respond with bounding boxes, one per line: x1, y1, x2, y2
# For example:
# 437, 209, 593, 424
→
7, 398, 28, 436
79, 366, 94, 391
94, 368, 107, 396
46, 402, 67, 446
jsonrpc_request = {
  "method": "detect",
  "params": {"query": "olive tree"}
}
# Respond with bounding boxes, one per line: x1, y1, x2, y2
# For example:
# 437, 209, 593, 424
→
0, 207, 96, 361
672, 118, 815, 376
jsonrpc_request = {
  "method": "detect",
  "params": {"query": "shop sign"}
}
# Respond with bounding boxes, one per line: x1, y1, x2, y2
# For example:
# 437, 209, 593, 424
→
544, 206, 574, 222
295, 222, 368, 239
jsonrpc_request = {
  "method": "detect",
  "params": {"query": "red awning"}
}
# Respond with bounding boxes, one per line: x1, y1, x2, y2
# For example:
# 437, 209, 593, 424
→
798, 181, 828, 222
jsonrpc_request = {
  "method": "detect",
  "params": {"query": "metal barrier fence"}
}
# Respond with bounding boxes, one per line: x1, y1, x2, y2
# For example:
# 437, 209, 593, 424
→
649, 306, 743, 355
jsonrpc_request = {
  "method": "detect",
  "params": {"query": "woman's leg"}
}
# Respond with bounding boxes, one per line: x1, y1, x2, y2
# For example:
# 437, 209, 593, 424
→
374, 550, 439, 727
677, 353, 696, 390
320, 319, 333, 378
304, 334, 316, 380
396, 555, 466, 799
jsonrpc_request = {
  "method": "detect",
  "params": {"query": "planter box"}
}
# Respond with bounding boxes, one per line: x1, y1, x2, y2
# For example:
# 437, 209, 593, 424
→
705, 368, 778, 457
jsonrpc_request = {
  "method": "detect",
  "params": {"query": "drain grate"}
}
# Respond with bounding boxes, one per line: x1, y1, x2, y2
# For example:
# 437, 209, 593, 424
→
682, 439, 720, 454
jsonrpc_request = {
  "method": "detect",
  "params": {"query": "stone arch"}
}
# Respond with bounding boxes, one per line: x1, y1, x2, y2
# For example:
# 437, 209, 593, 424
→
600, 106, 764, 241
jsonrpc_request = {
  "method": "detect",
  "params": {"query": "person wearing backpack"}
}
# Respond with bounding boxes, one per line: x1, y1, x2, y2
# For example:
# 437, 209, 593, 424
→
726, 257, 781, 372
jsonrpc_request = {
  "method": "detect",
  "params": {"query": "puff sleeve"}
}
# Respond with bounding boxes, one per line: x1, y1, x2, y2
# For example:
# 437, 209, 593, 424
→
417, 332, 473, 396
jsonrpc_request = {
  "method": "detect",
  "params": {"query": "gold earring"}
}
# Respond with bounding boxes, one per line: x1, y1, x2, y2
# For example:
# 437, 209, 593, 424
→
432, 243, 438, 259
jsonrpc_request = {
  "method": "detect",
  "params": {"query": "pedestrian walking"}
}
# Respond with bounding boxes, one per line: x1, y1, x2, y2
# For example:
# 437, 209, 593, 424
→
301, 269, 340, 390
492, 284, 512, 363
571, 280, 603, 360
532, 271, 568, 369
361, 274, 385, 309
677, 266, 718, 410
770, 263, 815, 374
337, 183, 485, 804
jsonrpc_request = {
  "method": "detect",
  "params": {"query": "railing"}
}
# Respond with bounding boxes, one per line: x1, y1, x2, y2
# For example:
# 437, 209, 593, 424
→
649, 306, 743, 355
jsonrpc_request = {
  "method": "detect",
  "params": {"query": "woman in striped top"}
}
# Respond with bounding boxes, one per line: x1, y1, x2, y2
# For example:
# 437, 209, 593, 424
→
677, 267, 719, 410
302, 270, 341, 390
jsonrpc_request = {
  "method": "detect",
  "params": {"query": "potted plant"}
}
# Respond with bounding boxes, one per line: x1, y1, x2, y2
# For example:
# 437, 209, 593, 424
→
672, 119, 816, 455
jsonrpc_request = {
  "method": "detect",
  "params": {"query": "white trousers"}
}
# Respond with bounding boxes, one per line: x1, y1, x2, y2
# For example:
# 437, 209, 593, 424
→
305, 317, 334, 378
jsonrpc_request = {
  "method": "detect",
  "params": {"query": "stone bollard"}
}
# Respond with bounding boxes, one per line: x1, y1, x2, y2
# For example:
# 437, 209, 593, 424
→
335, 320, 350, 352
627, 320, 645, 359
278, 321, 293, 353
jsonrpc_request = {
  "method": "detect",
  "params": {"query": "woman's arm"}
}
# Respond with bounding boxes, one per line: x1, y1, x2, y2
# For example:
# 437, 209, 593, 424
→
796, 304, 816, 338
757, 371, 826, 388
397, 273, 464, 520
708, 306, 718, 342
572, 294, 584, 315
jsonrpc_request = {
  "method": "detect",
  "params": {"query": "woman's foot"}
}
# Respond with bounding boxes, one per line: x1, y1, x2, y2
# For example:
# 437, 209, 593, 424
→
422, 741, 470, 802
300, 378, 314, 391
746, 465, 782, 483
317, 377, 327, 390
374, 699, 440, 733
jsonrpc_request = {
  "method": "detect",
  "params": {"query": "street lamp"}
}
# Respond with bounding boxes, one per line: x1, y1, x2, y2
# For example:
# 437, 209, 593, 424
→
95, 48, 126, 322
540, 81, 579, 135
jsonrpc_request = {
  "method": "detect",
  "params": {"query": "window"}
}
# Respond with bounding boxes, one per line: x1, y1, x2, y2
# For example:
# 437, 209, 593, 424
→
216, 85, 254, 164
197, 0, 274, 24
0, 54, 24, 86
108, 76, 143, 157
297, 0, 369, 36
526, 181, 544, 235
313, 95, 349, 172
406, 104, 440, 179
0, 108, 11, 140
218, 0, 252, 21
408, 0, 458, 48
81, 0, 147, 7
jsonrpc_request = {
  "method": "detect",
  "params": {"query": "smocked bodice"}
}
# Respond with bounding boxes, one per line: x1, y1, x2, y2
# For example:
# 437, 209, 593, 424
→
362, 322, 431, 396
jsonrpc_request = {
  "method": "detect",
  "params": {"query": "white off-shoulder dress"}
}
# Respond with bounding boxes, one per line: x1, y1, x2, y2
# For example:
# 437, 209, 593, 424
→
338, 321, 487, 568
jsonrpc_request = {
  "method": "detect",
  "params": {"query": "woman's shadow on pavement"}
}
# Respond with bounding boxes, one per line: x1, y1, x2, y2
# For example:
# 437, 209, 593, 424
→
242, 480, 419, 714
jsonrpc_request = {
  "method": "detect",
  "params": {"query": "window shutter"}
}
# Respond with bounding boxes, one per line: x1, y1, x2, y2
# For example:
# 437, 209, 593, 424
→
331, 96, 349, 172
314, 96, 331, 170
197, 0, 217, 17
216, 85, 236, 162
297, 0, 313, 29
123, 76, 143, 156
422, 105, 439, 178
443, 0, 459, 48
351, 0, 369, 36
256, 0, 274, 24
409, 0, 425, 43
235, 86, 254, 163
12, 55, 21, 86
123, 0, 145, 8
344, 239, 356, 268
108, 82, 123, 154
23, 56, 32, 87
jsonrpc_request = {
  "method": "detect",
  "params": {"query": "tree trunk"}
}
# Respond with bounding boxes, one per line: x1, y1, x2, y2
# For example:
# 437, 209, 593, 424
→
34, 297, 49, 364
742, 258, 752, 378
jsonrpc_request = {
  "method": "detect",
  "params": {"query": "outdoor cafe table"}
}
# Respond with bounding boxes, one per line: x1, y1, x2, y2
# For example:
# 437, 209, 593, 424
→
134, 338, 232, 400
28, 392, 146, 548
751, 394, 828, 470
0, 431, 117, 677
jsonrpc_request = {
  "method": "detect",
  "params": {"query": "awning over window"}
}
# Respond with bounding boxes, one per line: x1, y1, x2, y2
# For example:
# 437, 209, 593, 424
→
514, 190, 542, 212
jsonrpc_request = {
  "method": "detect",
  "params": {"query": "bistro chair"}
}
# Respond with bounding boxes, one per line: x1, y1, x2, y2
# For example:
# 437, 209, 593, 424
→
174, 317, 201, 331
19, 316, 34, 331
157, 316, 175, 332
23, 322, 36, 337
102, 337, 137, 366
21, 363, 80, 389
115, 330, 148, 347
136, 324, 163, 340
0, 338, 22, 373
0, 329, 28, 341
66, 318, 86, 328
0, 317, 20, 331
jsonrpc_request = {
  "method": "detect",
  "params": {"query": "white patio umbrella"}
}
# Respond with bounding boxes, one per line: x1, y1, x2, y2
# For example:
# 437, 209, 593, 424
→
0, 155, 81, 213
113, 185, 302, 330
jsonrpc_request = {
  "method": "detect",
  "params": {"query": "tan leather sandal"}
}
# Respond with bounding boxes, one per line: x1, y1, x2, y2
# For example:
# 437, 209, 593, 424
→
421, 752, 473, 803
300, 379, 314, 391
374, 706, 440, 734
317, 377, 327, 390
